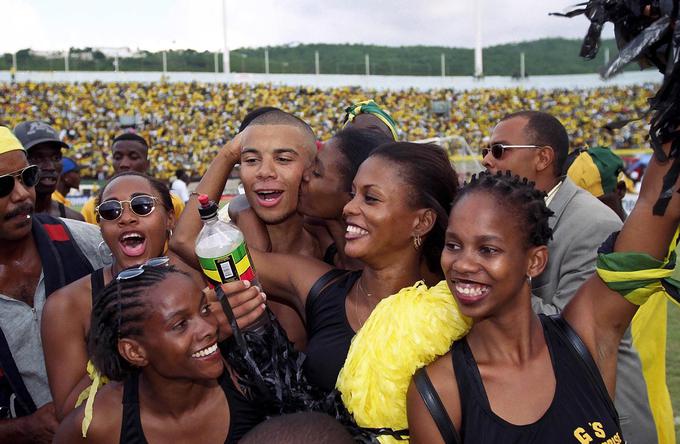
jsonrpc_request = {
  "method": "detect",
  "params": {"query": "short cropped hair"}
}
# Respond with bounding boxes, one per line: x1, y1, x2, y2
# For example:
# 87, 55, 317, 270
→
239, 412, 354, 444
500, 111, 569, 177
112, 132, 149, 151
249, 109, 316, 153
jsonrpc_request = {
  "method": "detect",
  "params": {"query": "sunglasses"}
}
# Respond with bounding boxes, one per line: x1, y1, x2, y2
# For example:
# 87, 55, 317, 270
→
96, 195, 158, 221
0, 165, 41, 198
117, 256, 171, 281
482, 144, 543, 160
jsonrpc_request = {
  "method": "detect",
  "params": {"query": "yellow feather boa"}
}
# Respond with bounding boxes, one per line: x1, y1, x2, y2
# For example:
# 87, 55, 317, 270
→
336, 280, 471, 444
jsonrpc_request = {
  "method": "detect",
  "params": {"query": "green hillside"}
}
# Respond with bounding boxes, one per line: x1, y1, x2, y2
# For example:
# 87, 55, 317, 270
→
0, 38, 631, 76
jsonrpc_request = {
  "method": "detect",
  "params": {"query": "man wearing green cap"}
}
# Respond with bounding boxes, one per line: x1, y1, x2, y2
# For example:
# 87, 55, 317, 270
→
0, 127, 104, 443
567, 146, 629, 221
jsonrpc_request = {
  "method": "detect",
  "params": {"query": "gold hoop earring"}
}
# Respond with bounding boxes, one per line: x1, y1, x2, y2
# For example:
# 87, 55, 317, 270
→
413, 234, 422, 250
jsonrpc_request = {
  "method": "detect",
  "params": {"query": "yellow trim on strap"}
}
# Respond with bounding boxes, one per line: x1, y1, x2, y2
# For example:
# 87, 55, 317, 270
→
76, 361, 109, 438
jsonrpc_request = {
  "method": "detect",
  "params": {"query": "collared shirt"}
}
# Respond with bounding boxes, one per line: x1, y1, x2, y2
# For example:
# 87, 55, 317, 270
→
545, 180, 564, 207
0, 218, 104, 408
0, 275, 51, 408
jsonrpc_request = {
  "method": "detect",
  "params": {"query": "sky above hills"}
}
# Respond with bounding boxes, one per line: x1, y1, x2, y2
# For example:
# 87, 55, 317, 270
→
1, 0, 614, 53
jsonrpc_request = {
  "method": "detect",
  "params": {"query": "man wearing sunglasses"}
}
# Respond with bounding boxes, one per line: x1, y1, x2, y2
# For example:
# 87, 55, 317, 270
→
483, 110, 656, 444
13, 121, 84, 222
0, 127, 105, 443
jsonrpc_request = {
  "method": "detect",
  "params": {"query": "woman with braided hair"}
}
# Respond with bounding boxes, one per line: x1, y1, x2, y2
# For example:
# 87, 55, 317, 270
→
54, 265, 265, 443
407, 135, 680, 443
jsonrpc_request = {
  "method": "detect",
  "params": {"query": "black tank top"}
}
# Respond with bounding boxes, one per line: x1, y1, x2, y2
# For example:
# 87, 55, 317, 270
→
119, 371, 263, 444
90, 267, 105, 303
304, 270, 361, 392
322, 243, 338, 266
451, 315, 622, 444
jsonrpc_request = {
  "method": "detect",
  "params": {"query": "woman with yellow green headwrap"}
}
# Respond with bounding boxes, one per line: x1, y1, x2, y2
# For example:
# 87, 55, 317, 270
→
343, 100, 399, 141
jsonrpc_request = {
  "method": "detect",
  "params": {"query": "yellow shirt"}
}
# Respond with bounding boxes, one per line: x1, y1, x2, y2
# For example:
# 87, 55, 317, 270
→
81, 193, 185, 224
52, 190, 71, 207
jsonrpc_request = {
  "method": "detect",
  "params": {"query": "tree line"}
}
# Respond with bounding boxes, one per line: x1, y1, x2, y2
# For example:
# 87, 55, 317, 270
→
0, 38, 630, 76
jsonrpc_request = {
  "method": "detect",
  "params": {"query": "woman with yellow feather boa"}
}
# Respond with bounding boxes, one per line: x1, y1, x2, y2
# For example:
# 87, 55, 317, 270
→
230, 138, 464, 442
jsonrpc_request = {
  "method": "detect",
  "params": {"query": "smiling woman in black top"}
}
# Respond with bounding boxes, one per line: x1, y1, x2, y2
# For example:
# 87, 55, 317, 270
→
407, 134, 680, 443
54, 265, 264, 444
246, 141, 459, 392
170, 137, 459, 394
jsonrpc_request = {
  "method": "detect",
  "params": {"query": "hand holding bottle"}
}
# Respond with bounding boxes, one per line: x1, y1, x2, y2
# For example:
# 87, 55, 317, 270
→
204, 280, 267, 341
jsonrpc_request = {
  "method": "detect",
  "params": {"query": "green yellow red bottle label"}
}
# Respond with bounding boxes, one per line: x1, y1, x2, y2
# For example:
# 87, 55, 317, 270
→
197, 241, 256, 283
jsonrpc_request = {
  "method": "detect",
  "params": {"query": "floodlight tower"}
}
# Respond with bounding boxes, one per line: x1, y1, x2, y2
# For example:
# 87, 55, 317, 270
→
222, 0, 230, 73
474, 0, 483, 78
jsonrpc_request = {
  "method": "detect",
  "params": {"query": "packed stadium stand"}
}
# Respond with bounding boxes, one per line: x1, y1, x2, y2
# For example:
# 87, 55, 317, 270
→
0, 81, 656, 180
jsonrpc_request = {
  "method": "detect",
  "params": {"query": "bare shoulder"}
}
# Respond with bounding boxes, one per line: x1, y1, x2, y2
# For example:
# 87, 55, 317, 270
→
55, 382, 124, 444
423, 351, 459, 407
407, 351, 461, 444
43, 274, 93, 322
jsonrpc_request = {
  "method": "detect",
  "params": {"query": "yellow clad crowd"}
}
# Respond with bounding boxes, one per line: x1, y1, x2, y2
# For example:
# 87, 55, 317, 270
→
0, 81, 657, 180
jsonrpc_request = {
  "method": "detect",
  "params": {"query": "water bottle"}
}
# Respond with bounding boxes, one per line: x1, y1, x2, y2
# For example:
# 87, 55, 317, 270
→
195, 194, 268, 331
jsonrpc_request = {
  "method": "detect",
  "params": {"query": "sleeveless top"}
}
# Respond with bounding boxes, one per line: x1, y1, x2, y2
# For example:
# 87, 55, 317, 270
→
304, 270, 361, 392
451, 315, 622, 444
90, 268, 105, 303
322, 243, 338, 266
119, 371, 263, 444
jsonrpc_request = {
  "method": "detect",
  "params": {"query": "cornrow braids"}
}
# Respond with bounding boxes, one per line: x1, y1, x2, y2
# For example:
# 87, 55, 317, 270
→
88, 265, 185, 381
454, 171, 554, 247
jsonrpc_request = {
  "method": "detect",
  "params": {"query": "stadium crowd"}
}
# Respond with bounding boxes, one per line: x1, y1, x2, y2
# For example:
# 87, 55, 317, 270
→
0, 81, 656, 180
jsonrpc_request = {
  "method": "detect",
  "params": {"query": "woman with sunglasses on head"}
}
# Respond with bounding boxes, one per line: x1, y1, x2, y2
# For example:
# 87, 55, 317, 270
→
41, 171, 265, 422
54, 264, 265, 443
406, 137, 680, 443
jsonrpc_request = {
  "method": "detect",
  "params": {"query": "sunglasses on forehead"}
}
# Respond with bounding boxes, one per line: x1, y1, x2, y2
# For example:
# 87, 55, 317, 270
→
0, 165, 41, 198
96, 195, 158, 221
482, 143, 544, 160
